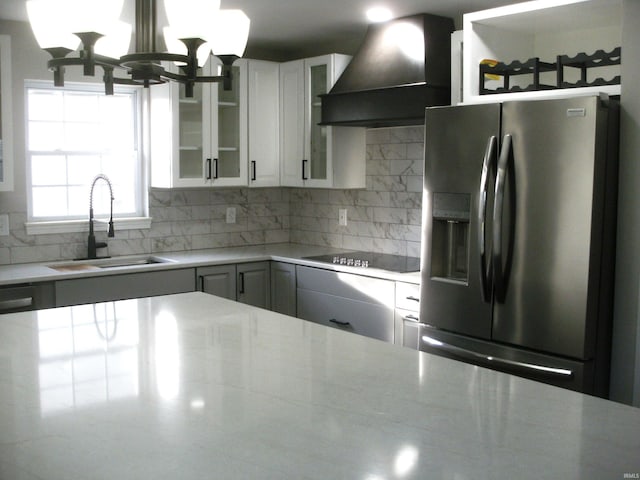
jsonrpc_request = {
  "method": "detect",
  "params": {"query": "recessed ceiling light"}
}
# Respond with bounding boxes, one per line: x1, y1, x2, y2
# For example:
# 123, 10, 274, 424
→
366, 6, 393, 23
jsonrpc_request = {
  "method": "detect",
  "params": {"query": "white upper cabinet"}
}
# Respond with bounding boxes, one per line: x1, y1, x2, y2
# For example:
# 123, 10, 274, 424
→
461, 0, 622, 104
247, 60, 280, 187
280, 54, 366, 189
150, 54, 365, 189
150, 57, 248, 188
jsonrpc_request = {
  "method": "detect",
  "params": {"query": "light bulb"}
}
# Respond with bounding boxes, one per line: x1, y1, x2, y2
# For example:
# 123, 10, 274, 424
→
27, 0, 80, 50
95, 21, 132, 58
164, 0, 220, 40
208, 9, 250, 58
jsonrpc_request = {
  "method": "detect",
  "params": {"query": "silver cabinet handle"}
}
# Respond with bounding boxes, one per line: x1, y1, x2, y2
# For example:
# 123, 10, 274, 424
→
404, 315, 428, 327
406, 295, 420, 302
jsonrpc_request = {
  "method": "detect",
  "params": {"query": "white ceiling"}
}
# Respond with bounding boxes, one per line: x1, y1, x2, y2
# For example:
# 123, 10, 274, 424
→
0, 0, 522, 60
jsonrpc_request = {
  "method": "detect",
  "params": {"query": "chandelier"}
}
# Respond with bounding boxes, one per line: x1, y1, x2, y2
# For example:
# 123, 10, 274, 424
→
26, 0, 250, 97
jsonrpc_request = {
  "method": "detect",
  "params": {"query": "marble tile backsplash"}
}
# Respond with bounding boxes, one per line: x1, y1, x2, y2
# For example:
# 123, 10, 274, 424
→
0, 188, 291, 265
0, 126, 424, 265
289, 126, 424, 257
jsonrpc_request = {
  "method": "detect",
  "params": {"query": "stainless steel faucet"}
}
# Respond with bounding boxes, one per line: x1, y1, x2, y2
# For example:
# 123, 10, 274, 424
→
87, 174, 115, 259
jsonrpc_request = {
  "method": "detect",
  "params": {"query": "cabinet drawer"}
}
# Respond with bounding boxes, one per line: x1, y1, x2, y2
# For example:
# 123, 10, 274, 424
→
296, 266, 394, 306
395, 282, 420, 311
297, 288, 394, 342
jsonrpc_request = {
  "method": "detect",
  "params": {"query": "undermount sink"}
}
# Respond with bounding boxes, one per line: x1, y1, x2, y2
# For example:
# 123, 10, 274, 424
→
48, 255, 174, 272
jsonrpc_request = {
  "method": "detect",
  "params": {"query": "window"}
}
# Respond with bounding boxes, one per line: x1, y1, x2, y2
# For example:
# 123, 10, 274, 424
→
26, 82, 147, 231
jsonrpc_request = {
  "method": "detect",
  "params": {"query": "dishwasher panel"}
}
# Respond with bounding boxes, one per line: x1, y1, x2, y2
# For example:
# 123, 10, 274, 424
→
0, 283, 55, 313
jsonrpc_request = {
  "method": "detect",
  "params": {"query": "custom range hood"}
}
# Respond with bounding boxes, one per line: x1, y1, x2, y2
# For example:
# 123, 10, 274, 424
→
321, 13, 454, 127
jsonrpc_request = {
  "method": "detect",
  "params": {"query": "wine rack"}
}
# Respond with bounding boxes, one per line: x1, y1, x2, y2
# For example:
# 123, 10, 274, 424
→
480, 47, 621, 95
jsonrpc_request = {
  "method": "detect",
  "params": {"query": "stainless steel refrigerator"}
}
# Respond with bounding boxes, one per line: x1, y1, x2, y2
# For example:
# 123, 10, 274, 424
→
418, 95, 619, 397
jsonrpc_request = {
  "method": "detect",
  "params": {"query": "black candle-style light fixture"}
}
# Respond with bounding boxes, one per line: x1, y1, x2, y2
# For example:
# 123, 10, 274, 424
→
26, 0, 250, 97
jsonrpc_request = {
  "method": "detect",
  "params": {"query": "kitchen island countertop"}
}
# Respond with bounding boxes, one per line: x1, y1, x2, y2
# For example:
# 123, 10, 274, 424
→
0, 292, 638, 479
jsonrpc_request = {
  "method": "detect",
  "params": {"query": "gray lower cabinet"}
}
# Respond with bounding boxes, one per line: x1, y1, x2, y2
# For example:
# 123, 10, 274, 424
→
296, 266, 394, 342
197, 262, 270, 309
395, 282, 421, 350
55, 268, 195, 307
197, 264, 236, 300
237, 262, 270, 309
270, 262, 296, 316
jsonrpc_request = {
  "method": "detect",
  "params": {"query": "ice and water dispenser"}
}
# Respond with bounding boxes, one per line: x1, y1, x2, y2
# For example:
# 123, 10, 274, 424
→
430, 193, 470, 283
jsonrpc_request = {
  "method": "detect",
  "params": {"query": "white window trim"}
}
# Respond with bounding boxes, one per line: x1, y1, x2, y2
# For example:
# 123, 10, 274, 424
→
25, 217, 152, 236
24, 80, 151, 234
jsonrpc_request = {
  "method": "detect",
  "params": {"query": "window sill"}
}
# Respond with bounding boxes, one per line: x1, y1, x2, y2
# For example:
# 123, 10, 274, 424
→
25, 217, 152, 235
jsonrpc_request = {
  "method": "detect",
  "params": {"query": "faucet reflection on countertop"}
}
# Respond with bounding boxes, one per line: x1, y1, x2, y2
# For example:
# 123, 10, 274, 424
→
86, 174, 115, 260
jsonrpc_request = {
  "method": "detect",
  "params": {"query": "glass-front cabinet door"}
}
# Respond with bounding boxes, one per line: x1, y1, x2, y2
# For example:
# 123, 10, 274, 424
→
0, 35, 14, 191
150, 58, 247, 188
214, 62, 247, 186
307, 62, 328, 183
177, 79, 210, 183
280, 54, 360, 189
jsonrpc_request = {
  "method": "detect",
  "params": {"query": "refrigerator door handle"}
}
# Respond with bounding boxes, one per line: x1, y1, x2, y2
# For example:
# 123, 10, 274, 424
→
478, 135, 497, 303
420, 334, 574, 380
493, 134, 512, 303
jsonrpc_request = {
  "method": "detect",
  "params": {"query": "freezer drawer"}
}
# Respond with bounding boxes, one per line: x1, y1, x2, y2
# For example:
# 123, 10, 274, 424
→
418, 325, 594, 394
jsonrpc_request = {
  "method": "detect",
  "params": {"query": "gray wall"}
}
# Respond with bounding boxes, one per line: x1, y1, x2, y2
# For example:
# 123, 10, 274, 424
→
609, 0, 640, 407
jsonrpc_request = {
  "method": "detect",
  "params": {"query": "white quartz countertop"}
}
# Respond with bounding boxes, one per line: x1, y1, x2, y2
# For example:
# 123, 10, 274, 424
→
0, 292, 638, 479
0, 243, 421, 286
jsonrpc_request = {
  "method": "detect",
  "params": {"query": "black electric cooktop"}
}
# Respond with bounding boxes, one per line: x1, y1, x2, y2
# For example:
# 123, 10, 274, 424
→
303, 251, 420, 273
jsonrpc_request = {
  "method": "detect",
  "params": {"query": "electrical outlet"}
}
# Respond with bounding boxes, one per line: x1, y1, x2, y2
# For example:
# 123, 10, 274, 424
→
0, 214, 9, 236
338, 208, 348, 226
226, 207, 236, 224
